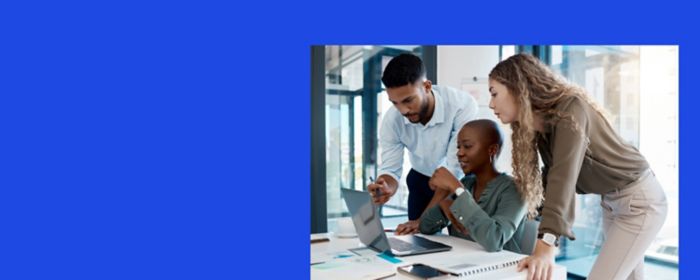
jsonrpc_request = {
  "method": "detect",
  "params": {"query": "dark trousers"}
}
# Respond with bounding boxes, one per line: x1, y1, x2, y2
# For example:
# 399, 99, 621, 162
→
406, 169, 435, 220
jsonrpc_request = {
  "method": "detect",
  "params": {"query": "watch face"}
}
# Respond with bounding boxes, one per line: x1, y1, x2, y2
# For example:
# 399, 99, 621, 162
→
542, 233, 556, 245
455, 187, 466, 197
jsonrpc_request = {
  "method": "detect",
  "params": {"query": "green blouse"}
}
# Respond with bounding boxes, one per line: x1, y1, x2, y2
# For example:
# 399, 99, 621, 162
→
419, 173, 528, 253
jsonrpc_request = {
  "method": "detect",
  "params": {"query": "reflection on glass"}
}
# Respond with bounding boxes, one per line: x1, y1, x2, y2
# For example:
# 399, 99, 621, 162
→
325, 46, 423, 220
549, 46, 678, 273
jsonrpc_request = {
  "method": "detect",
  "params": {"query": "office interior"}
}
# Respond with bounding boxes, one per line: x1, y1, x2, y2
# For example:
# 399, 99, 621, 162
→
311, 45, 678, 279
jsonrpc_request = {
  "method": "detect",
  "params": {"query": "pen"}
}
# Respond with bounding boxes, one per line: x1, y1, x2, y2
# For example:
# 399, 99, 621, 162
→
311, 238, 330, 244
369, 176, 380, 198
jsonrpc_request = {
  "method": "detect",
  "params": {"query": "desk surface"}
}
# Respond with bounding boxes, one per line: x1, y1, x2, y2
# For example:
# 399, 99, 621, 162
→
311, 232, 567, 280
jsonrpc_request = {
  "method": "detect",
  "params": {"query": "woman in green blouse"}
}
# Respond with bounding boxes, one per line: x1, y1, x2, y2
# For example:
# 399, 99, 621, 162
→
419, 119, 529, 254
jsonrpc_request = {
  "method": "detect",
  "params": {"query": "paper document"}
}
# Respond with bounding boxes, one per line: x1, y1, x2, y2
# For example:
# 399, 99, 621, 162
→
311, 254, 396, 280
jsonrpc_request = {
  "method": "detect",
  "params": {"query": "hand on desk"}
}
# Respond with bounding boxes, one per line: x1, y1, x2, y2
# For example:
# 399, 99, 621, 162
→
517, 240, 556, 280
395, 220, 420, 235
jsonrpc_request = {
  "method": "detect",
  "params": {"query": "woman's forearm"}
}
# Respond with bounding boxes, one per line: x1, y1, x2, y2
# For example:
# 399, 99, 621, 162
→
425, 188, 451, 213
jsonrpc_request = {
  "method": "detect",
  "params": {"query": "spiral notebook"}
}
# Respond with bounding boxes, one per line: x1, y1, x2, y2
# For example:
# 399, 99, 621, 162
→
428, 251, 525, 277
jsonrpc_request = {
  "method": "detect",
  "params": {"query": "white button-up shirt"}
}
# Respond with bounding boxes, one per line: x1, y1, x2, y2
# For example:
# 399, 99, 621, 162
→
377, 85, 478, 181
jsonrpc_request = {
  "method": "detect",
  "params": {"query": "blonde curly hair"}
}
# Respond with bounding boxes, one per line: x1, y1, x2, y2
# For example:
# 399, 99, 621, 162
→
488, 53, 610, 218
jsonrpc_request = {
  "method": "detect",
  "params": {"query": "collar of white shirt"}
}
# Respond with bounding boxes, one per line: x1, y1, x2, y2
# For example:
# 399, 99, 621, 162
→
403, 87, 446, 128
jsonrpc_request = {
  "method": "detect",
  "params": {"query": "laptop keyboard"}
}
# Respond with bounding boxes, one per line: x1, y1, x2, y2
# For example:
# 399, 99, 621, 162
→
389, 237, 422, 252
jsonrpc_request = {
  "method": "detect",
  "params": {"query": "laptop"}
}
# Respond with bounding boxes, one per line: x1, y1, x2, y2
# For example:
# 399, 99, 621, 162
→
341, 188, 452, 257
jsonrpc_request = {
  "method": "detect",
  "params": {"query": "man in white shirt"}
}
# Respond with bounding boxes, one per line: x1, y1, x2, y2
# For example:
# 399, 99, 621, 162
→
368, 53, 478, 234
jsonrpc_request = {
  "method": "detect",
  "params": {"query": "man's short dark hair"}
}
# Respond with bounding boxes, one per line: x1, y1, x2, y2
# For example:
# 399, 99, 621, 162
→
381, 53, 426, 88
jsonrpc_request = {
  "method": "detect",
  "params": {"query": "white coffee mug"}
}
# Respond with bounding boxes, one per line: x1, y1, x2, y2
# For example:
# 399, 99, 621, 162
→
335, 217, 357, 238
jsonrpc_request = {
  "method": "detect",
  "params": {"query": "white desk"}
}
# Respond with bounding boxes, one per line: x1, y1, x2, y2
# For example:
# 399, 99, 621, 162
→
311, 232, 567, 280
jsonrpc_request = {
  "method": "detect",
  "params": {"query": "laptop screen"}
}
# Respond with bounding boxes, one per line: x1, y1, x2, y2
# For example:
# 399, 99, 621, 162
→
341, 189, 391, 253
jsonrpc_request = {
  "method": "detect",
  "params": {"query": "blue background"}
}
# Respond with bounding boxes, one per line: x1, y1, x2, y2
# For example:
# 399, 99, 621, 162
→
1, 0, 696, 278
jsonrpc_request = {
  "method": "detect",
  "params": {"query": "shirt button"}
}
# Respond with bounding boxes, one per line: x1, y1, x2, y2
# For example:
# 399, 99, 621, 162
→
459, 216, 463, 220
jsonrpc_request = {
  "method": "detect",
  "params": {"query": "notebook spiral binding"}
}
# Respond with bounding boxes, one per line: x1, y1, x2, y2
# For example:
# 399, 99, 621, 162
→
456, 259, 519, 277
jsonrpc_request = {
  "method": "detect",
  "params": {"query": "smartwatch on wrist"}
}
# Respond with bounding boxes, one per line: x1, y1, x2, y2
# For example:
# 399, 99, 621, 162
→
538, 232, 559, 247
451, 187, 465, 200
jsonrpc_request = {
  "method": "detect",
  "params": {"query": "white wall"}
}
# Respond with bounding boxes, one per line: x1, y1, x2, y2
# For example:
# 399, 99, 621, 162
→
436, 46, 513, 174
437, 46, 500, 87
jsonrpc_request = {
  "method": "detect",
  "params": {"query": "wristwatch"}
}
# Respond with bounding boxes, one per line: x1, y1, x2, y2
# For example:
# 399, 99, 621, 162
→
538, 233, 559, 247
451, 187, 465, 200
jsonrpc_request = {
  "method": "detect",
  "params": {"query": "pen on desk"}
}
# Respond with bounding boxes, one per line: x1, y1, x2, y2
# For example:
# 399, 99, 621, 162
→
311, 238, 330, 244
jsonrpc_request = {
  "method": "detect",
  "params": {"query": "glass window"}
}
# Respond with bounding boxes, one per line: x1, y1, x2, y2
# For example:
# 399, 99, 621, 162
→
324, 46, 423, 229
548, 46, 678, 275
